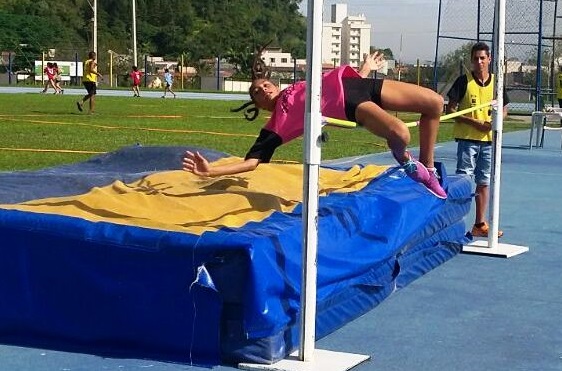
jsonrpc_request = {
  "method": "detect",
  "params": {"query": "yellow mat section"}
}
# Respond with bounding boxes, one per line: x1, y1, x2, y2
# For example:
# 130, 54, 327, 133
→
1, 157, 388, 234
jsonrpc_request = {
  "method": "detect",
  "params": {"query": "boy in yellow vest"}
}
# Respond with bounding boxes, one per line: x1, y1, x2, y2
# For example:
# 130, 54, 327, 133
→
77, 51, 103, 114
556, 66, 562, 126
446, 42, 508, 238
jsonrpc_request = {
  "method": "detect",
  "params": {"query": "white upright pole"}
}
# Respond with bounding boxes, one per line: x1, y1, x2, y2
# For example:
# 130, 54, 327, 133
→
93, 0, 97, 55
299, 0, 323, 362
132, 0, 138, 66
489, 0, 505, 249
463, 0, 528, 258
239, 2, 369, 370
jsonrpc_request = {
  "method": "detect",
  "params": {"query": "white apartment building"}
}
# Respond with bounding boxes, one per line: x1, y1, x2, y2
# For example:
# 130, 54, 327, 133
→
261, 47, 306, 70
322, 3, 371, 68
249, 3, 371, 74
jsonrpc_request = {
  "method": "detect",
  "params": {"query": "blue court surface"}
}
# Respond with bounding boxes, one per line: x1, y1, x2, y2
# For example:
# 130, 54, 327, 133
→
1, 125, 561, 371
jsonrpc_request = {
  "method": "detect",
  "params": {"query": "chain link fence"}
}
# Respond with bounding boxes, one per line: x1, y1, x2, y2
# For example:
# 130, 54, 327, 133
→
434, 0, 561, 113
2, 1, 561, 108
0, 46, 205, 91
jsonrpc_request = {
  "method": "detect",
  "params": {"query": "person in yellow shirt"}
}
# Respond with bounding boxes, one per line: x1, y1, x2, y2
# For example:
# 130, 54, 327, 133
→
76, 51, 103, 114
446, 42, 508, 238
557, 67, 562, 124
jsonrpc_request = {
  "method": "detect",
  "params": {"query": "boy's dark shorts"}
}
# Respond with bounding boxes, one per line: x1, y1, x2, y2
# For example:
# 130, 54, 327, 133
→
83, 81, 97, 96
342, 77, 383, 123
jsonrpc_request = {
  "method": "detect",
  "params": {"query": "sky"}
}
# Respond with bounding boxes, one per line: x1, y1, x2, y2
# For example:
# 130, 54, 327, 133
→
299, 0, 440, 64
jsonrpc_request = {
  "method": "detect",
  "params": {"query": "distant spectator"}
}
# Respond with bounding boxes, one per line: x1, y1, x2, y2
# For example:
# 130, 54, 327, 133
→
149, 76, 162, 89
556, 66, 562, 126
130, 66, 142, 97
53, 63, 64, 94
41, 62, 59, 94
162, 68, 176, 98
76, 51, 103, 114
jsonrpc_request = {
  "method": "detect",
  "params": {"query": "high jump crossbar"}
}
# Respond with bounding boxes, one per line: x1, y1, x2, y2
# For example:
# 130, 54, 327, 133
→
322, 100, 496, 129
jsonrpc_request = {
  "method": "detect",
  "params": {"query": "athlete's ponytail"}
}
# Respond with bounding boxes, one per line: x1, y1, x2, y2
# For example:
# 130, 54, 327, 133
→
231, 41, 273, 121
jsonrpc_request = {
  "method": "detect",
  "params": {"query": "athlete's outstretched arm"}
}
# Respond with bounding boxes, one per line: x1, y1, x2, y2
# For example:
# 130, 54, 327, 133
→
182, 151, 260, 177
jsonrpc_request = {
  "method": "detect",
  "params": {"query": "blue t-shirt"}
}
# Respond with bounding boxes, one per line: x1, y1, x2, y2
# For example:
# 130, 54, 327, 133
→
164, 72, 173, 85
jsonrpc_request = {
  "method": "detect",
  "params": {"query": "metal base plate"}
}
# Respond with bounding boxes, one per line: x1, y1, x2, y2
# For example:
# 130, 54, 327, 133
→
462, 239, 529, 258
239, 349, 370, 371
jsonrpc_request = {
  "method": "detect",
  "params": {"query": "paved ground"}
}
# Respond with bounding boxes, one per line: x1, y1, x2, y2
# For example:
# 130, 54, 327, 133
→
0, 86, 247, 101
319, 129, 562, 371
0, 89, 560, 370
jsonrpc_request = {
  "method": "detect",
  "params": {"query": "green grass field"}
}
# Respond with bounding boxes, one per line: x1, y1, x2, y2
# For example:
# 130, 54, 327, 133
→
0, 93, 531, 171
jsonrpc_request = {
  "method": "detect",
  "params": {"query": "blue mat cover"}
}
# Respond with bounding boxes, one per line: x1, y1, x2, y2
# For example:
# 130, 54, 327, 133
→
0, 146, 471, 366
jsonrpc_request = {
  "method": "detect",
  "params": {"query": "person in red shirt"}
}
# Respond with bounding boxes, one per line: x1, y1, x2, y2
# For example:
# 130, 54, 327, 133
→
130, 66, 142, 97
41, 62, 60, 94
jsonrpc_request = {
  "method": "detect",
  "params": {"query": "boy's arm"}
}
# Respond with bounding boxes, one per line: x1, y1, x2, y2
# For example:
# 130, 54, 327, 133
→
91, 61, 103, 77
447, 99, 492, 132
92, 62, 103, 78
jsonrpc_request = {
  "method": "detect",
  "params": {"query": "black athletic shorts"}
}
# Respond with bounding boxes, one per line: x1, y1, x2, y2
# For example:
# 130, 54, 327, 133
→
342, 77, 383, 123
83, 81, 97, 96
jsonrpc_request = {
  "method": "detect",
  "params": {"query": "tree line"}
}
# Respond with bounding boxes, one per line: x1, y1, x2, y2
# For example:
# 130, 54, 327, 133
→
0, 0, 307, 76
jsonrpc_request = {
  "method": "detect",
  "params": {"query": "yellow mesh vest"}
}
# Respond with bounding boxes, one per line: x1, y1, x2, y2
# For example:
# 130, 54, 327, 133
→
557, 72, 562, 100
83, 59, 97, 83
453, 73, 494, 142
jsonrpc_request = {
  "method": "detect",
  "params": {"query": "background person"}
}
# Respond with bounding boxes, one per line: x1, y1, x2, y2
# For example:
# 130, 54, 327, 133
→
53, 63, 64, 94
130, 66, 142, 97
76, 51, 103, 114
162, 68, 176, 98
149, 76, 162, 89
446, 41, 508, 238
556, 66, 562, 126
41, 62, 58, 94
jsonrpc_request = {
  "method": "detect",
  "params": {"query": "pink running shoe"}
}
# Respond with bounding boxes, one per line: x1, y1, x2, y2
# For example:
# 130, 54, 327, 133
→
402, 158, 430, 184
393, 151, 447, 199
393, 151, 430, 183
423, 169, 447, 199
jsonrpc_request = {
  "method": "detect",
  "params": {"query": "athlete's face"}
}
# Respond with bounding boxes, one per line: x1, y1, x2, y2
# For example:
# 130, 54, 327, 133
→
471, 50, 490, 74
250, 79, 280, 111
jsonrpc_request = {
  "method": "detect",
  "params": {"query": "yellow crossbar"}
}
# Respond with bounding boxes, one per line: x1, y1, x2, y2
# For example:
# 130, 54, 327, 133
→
323, 100, 495, 129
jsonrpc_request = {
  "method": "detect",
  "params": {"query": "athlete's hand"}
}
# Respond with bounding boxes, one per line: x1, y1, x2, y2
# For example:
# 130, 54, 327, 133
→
359, 51, 385, 77
182, 151, 211, 176
366, 51, 385, 70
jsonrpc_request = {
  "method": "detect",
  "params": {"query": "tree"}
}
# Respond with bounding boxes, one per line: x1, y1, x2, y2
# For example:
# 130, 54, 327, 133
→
0, 0, 306, 76
435, 43, 473, 92
0, 10, 78, 71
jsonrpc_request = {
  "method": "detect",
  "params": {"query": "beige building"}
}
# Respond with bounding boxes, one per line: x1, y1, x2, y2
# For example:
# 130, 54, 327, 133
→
261, 48, 306, 70
322, 3, 371, 68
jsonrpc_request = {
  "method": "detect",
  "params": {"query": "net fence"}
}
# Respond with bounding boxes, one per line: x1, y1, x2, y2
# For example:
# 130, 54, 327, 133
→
435, 0, 561, 112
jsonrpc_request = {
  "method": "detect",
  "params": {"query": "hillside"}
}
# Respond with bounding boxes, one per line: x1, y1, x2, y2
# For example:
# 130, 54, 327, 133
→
0, 0, 306, 76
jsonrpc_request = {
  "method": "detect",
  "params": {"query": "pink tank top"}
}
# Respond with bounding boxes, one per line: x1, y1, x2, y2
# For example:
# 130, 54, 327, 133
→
45, 67, 55, 79
264, 66, 361, 143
